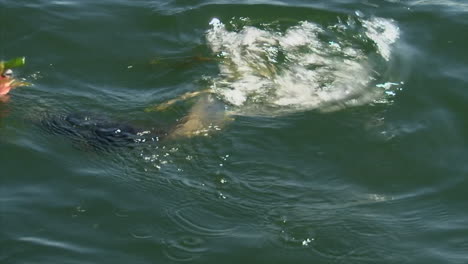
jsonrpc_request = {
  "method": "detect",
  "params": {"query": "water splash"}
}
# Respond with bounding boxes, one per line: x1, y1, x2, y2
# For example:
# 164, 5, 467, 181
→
362, 17, 400, 61
205, 16, 401, 116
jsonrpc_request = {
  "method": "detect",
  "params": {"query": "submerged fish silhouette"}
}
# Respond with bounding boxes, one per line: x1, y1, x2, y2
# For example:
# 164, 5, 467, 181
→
40, 112, 166, 151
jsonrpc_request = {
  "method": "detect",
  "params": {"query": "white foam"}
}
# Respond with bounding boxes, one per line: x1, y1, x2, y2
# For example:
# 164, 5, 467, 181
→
206, 17, 400, 115
363, 17, 400, 61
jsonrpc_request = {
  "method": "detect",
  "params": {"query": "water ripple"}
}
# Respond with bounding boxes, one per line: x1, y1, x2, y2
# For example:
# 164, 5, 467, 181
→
162, 236, 207, 262
17, 236, 93, 254
166, 201, 236, 237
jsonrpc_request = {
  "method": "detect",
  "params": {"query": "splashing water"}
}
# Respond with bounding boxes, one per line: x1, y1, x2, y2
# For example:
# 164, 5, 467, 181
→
205, 16, 400, 115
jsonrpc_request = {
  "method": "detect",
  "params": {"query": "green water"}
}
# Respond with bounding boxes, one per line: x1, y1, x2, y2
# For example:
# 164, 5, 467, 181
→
2, 0, 468, 263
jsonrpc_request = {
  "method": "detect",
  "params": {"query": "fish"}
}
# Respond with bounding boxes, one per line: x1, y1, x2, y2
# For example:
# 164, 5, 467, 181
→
0, 57, 31, 97
39, 112, 167, 151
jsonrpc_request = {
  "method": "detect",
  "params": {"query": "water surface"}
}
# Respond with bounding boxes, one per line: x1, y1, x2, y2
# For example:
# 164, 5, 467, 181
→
1, 0, 468, 263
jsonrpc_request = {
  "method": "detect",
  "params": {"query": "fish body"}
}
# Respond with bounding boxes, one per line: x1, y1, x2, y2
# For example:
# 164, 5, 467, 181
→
40, 112, 166, 151
0, 75, 15, 95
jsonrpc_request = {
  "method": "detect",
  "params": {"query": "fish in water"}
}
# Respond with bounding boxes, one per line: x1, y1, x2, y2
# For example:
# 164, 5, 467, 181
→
39, 112, 166, 151
1, 57, 30, 97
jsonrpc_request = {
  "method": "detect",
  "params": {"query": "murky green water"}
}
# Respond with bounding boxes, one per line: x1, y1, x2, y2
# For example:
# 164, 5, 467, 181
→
2, 0, 468, 263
